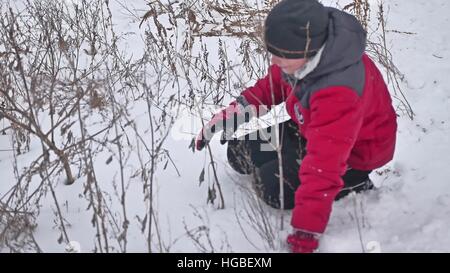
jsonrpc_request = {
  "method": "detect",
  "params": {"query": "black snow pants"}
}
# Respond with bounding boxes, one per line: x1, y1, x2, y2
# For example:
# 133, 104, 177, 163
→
227, 120, 373, 209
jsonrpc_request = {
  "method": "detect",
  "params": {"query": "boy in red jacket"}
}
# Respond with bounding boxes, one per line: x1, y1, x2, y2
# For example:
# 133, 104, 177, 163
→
196, 0, 397, 253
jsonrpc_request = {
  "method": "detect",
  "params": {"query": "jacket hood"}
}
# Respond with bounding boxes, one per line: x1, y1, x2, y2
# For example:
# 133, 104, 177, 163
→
306, 7, 367, 80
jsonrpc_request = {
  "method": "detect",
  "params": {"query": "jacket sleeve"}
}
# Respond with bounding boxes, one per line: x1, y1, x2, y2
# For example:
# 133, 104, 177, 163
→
291, 87, 364, 234
240, 65, 291, 115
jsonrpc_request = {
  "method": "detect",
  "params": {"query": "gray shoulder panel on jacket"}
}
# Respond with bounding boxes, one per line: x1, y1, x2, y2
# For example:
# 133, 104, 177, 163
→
296, 61, 365, 109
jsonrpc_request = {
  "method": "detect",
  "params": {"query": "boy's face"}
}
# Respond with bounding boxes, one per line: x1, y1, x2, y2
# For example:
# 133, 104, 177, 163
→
271, 55, 308, 75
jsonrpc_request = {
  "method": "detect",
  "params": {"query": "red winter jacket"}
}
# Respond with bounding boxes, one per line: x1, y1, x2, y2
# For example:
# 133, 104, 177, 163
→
239, 8, 397, 234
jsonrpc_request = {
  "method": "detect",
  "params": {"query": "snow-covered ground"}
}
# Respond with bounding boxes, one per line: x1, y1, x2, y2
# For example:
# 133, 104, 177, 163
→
1, 0, 449, 252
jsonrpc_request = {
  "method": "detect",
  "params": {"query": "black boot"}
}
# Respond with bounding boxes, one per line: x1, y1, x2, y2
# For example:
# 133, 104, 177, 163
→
335, 169, 374, 200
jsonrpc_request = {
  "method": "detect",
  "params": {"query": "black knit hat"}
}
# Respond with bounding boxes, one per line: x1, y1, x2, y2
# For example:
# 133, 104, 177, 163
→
264, 0, 329, 59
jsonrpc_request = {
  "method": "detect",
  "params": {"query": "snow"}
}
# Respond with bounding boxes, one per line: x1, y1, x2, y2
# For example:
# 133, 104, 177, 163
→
1, 0, 450, 253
